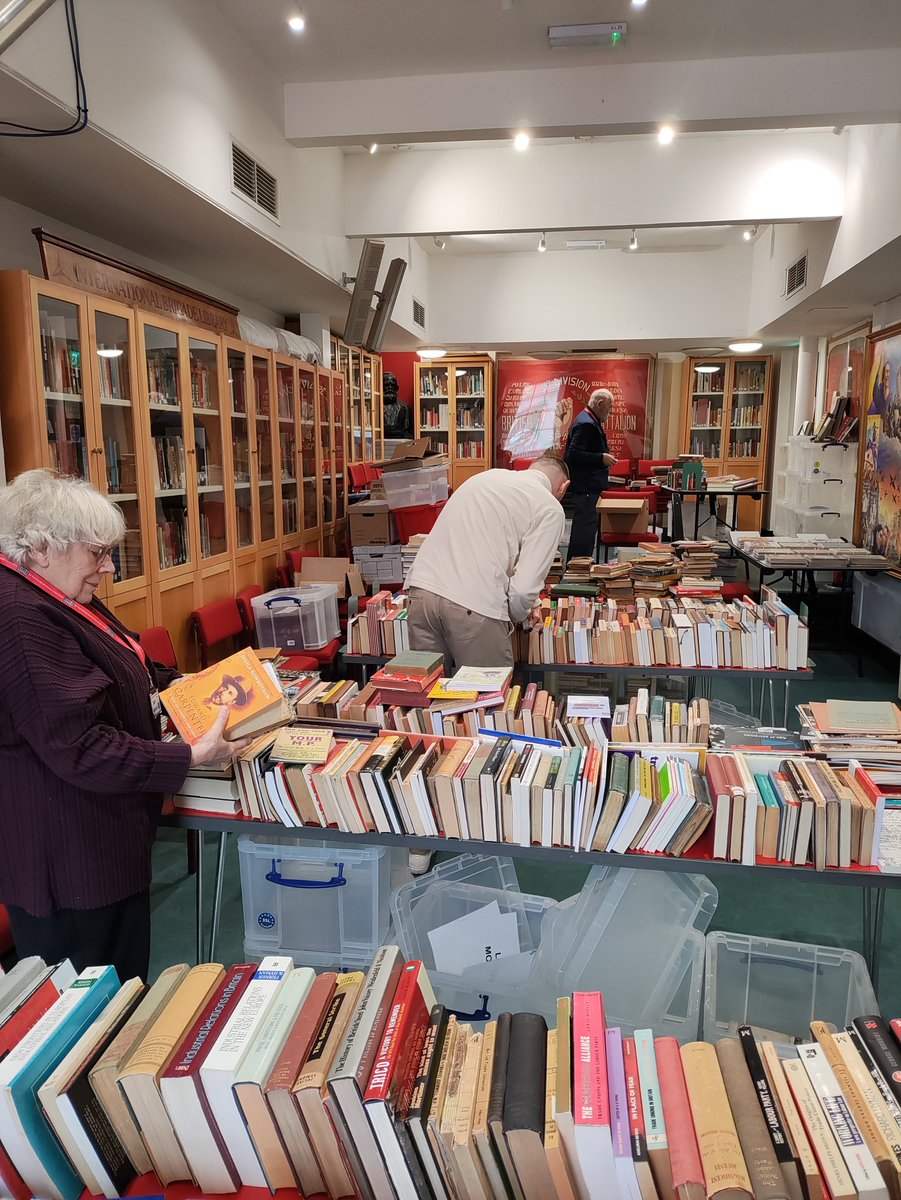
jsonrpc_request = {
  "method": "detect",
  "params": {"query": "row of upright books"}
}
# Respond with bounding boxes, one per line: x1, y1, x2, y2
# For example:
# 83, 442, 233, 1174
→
520, 592, 810, 672
2, 948, 901, 1200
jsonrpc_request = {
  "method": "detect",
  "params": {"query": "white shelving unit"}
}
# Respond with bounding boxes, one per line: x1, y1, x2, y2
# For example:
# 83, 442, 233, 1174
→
772, 436, 858, 540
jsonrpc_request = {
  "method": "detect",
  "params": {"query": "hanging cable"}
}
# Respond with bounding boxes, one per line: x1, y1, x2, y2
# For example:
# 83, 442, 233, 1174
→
0, 0, 89, 137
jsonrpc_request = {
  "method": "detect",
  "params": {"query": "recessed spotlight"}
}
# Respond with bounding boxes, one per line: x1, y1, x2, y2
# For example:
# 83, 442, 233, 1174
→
729, 340, 763, 353
657, 124, 675, 145
513, 131, 530, 152
418, 348, 447, 359
629, 229, 639, 251
369, 143, 378, 154
538, 233, 546, 253
287, 10, 305, 32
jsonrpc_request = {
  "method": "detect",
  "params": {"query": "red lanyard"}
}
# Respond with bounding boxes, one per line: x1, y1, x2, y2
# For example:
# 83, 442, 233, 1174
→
0, 552, 149, 669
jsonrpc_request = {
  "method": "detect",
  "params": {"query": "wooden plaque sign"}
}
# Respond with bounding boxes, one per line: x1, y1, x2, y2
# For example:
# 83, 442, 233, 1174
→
34, 228, 241, 337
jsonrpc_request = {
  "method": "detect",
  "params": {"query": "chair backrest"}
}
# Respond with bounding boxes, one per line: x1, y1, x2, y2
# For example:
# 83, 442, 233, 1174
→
236, 585, 264, 635
348, 463, 368, 489
274, 564, 291, 589
610, 457, 634, 480
191, 598, 245, 667
139, 625, 178, 670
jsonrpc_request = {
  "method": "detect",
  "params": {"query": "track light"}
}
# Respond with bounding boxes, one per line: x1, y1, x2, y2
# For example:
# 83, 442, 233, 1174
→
742, 225, 759, 242
629, 229, 639, 251
434, 236, 446, 251
369, 143, 378, 154
538, 233, 546, 253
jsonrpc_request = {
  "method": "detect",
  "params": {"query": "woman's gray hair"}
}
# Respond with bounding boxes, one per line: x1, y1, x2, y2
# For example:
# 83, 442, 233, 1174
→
0, 469, 126, 564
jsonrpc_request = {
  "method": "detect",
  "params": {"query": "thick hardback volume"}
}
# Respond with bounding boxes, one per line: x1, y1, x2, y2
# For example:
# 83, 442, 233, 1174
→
654, 1036, 705, 1200
428, 1015, 462, 1200
572, 993, 621, 1199
488, 1012, 527, 1200
737, 1026, 804, 1200
622, 1036, 660, 1200
453, 1030, 492, 1200
634, 1028, 673, 1200
679, 1040, 752, 1200
715, 1037, 789, 1200
502, 1011, 557, 1200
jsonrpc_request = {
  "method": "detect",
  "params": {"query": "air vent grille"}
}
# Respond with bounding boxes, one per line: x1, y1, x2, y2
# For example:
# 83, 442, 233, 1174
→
231, 141, 279, 220
412, 297, 426, 328
785, 253, 808, 297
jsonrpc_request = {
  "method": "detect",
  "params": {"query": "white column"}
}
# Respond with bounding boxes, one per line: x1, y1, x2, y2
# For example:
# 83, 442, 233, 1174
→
794, 335, 818, 427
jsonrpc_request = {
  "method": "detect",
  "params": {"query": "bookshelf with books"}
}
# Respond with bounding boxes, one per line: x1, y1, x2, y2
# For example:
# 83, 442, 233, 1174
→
275, 355, 301, 551
338, 341, 384, 463
318, 367, 335, 548
414, 353, 494, 489
299, 361, 321, 546
681, 354, 774, 527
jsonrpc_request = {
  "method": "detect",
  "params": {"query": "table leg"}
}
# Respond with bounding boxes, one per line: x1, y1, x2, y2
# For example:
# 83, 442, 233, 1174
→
195, 829, 204, 966
871, 888, 886, 993
783, 681, 790, 729
862, 889, 872, 967
749, 677, 755, 714
768, 679, 775, 726
209, 831, 229, 963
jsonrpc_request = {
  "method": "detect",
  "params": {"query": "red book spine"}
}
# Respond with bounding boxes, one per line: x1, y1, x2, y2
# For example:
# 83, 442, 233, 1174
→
364, 961, 428, 1106
163, 964, 256, 1079
851, 766, 882, 806
0, 977, 63, 1057
623, 1037, 650, 1167
573, 991, 610, 1128
655, 1036, 704, 1192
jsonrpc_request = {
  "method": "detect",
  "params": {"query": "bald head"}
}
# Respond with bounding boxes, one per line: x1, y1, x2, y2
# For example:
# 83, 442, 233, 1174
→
589, 388, 614, 419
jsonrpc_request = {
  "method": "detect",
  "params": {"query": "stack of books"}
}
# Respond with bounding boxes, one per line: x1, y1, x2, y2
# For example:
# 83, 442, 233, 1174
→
610, 691, 710, 745
401, 532, 429, 579
798, 699, 901, 766
589, 559, 634, 600
731, 532, 893, 571
346, 591, 411, 656
704, 474, 759, 493
4, 953, 897, 1200
629, 547, 682, 598
544, 553, 565, 590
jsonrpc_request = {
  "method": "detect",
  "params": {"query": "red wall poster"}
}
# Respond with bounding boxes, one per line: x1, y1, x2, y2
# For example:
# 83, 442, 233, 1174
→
495, 357, 652, 469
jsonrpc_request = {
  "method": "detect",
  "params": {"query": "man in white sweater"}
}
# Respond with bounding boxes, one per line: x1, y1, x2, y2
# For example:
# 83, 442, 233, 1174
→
405, 452, 569, 670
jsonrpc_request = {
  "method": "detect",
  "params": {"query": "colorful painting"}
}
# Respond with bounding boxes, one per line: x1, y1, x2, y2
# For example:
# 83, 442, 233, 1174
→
859, 324, 901, 561
495, 356, 652, 468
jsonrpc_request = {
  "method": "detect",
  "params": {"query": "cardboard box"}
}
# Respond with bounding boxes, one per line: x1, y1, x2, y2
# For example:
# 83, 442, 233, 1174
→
296, 556, 365, 599
379, 437, 450, 473
597, 496, 649, 536
348, 499, 394, 547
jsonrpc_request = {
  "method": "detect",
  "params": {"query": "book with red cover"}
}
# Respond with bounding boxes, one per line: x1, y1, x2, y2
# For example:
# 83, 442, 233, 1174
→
159, 963, 256, 1193
371, 666, 443, 694
573, 991, 618, 1197
623, 1036, 660, 1200
655, 1036, 705, 1200
364, 960, 437, 1199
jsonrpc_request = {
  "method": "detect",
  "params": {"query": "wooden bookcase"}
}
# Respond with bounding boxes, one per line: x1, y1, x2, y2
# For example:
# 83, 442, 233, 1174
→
0, 269, 347, 668
414, 353, 494, 489
680, 354, 773, 526
330, 336, 384, 464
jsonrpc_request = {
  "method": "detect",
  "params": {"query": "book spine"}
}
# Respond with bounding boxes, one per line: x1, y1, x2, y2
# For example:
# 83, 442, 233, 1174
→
655, 1036, 705, 1191
854, 1017, 901, 1106
738, 1026, 796, 1167
623, 1036, 652, 1170
365, 961, 425, 1105
572, 992, 609, 1128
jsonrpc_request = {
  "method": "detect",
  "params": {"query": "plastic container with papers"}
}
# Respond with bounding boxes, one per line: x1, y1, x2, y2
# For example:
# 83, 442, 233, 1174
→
534, 867, 718, 1042
703, 931, 878, 1054
382, 464, 449, 510
250, 584, 340, 651
239, 836, 391, 970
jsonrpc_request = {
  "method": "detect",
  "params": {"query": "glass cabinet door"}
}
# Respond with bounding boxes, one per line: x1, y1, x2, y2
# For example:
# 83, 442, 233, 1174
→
228, 346, 254, 551
372, 357, 384, 461
318, 369, 334, 526
333, 372, 347, 521
417, 363, 451, 455
727, 358, 767, 462
144, 324, 191, 570
454, 361, 487, 466
93, 309, 142, 582
350, 347, 363, 461
277, 359, 299, 537
687, 359, 727, 462
299, 364, 319, 532
253, 355, 277, 542
362, 354, 374, 461
190, 337, 228, 559
38, 293, 90, 480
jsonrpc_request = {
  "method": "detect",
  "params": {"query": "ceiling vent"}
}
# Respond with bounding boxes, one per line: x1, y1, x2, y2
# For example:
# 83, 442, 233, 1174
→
412, 297, 426, 328
784, 252, 808, 298
231, 141, 279, 221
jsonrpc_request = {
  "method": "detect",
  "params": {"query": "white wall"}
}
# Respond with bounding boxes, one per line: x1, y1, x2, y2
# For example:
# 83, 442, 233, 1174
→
427, 243, 753, 347
823, 124, 901, 286
748, 219, 841, 334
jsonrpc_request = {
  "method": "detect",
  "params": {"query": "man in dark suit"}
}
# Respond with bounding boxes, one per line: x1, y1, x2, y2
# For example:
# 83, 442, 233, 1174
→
563, 388, 618, 560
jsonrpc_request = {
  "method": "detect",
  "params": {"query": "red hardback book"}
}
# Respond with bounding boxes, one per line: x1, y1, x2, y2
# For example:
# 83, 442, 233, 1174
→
655, 1036, 705, 1196
159, 963, 256, 1193
572, 992, 618, 1195
371, 666, 443, 694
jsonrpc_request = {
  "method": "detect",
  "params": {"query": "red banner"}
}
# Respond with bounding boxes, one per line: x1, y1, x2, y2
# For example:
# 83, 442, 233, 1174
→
495, 357, 651, 468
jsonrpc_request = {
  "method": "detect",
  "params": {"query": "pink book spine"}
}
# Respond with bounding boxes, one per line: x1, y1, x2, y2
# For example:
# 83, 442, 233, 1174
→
573, 991, 610, 1128
654, 1036, 705, 1190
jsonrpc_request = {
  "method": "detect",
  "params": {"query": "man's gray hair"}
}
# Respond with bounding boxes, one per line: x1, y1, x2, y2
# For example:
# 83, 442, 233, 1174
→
0, 469, 125, 564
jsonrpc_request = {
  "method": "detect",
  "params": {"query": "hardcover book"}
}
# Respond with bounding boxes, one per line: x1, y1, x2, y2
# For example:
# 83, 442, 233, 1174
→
160, 648, 288, 744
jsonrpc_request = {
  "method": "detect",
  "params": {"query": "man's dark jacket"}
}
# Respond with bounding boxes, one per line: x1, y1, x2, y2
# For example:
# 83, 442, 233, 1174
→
564, 408, 610, 494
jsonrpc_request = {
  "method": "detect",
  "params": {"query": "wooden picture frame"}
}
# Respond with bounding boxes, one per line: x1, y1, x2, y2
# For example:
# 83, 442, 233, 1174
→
856, 319, 901, 559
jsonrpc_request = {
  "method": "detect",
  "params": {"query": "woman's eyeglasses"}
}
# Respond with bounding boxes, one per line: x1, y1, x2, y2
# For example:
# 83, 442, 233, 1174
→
82, 542, 116, 564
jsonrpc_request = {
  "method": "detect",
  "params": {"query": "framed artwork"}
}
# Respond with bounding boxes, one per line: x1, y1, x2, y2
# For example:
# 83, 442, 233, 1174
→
824, 321, 869, 427
857, 320, 901, 560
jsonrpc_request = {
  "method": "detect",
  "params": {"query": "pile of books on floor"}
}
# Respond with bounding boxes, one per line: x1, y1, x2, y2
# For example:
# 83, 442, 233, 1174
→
610, 690, 711, 744
4, 950, 901, 1200
519, 593, 810, 671
346, 590, 411, 656
544, 553, 565, 590
730, 531, 893, 570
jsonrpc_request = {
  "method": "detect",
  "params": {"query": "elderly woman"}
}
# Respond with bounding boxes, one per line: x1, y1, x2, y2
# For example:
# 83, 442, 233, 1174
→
0, 469, 241, 981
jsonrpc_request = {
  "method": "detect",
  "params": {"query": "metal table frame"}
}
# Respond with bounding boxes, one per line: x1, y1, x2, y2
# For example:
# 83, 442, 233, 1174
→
161, 812, 897, 995
662, 486, 770, 540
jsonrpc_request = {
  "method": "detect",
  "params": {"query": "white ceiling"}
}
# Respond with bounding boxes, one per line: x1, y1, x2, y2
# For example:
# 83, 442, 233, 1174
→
216, 0, 901, 84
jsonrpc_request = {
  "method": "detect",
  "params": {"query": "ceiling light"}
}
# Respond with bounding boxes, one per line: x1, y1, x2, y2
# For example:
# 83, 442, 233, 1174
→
657, 124, 675, 145
549, 22, 627, 47
742, 225, 759, 242
729, 340, 763, 353
513, 131, 530, 152
566, 238, 606, 249
538, 233, 546, 253
629, 229, 639, 251
96, 346, 124, 358
434, 236, 446, 250
695, 364, 720, 374
369, 143, 378, 154
631, 0, 647, 6
418, 348, 447, 359
287, 10, 305, 32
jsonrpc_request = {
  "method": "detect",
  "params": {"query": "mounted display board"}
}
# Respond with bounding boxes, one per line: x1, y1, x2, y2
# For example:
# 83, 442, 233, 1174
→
859, 320, 901, 560
495, 356, 652, 468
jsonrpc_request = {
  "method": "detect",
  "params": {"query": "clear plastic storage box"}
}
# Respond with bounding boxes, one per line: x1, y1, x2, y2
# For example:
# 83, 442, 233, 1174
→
382, 464, 450, 510
703, 931, 878, 1054
251, 584, 339, 651
238, 836, 391, 970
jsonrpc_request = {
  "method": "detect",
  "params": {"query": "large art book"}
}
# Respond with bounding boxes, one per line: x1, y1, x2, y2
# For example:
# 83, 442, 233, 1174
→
160, 648, 287, 744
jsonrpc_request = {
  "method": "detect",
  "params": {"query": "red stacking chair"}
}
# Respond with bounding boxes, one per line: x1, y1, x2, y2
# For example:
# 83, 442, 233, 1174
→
237, 585, 319, 673
190, 598, 247, 669
138, 625, 178, 670
721, 582, 755, 603
598, 487, 661, 561
608, 457, 635, 484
